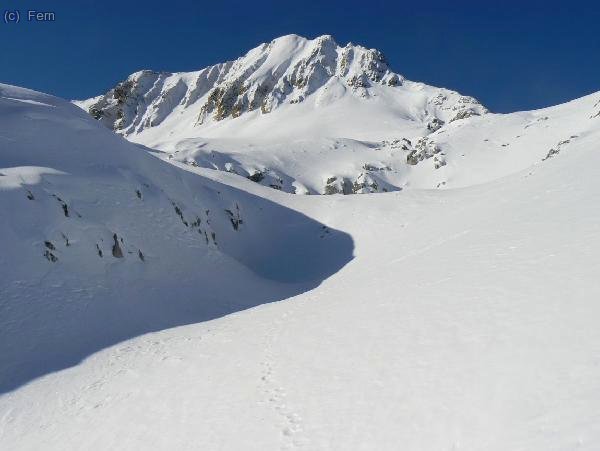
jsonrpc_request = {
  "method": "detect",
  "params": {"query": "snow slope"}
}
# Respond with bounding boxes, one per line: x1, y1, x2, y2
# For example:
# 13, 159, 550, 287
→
0, 83, 353, 393
2, 112, 600, 450
152, 85, 600, 195
2, 79, 600, 449
148, 88, 600, 195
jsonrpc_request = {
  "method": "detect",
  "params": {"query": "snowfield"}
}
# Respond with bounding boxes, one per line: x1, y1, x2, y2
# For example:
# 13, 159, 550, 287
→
2, 34, 600, 450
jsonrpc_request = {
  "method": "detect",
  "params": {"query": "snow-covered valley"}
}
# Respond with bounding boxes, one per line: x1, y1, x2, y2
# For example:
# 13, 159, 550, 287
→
2, 34, 600, 450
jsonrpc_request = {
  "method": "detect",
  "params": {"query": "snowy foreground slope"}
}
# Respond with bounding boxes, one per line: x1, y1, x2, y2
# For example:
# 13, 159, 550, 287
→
0, 83, 352, 393
2, 78, 600, 449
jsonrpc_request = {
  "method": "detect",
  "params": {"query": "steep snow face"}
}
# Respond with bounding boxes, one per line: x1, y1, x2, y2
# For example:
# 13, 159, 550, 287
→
75, 34, 486, 141
0, 84, 353, 392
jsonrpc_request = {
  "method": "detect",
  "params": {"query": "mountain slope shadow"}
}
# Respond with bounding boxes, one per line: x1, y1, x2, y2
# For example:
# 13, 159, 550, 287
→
0, 172, 354, 394
0, 85, 354, 393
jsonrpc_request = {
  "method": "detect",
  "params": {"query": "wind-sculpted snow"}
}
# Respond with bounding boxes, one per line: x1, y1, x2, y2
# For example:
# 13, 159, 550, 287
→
0, 84, 354, 392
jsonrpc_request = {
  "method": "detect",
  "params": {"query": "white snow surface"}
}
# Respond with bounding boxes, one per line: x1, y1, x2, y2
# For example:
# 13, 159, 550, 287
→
2, 57, 600, 450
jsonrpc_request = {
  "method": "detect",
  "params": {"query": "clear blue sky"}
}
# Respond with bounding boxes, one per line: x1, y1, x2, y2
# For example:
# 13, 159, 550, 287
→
1, 0, 598, 112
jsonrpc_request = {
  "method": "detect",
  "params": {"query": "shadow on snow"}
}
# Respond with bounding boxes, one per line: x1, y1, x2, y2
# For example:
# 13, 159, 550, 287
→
0, 175, 354, 394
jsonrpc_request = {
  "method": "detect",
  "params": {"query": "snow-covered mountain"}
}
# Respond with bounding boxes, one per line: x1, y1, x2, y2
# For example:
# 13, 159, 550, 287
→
76, 34, 491, 194
76, 35, 600, 197
78, 34, 486, 136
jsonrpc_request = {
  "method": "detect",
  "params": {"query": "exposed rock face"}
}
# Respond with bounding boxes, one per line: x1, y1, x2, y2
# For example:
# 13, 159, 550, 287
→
427, 91, 486, 123
427, 117, 445, 132
323, 171, 397, 195
380, 138, 413, 151
245, 169, 283, 190
76, 34, 487, 136
112, 234, 124, 258
406, 137, 444, 166
449, 108, 480, 122
352, 172, 380, 194
247, 170, 265, 183
324, 176, 353, 195
542, 136, 579, 161
82, 65, 232, 133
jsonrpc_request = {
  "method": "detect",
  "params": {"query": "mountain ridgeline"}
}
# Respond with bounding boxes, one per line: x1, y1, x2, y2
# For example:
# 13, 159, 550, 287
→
78, 34, 487, 137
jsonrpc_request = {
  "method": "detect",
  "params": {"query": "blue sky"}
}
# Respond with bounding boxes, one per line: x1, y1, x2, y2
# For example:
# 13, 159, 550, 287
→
1, 0, 598, 112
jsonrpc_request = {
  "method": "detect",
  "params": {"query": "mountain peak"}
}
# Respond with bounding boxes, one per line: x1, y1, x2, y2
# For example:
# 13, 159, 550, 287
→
76, 34, 487, 138
269, 33, 337, 46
